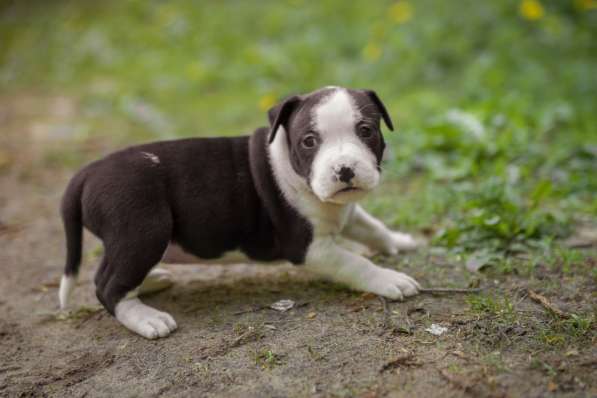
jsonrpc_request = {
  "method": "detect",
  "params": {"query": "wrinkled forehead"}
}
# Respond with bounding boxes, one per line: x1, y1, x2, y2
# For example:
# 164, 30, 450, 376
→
289, 88, 381, 137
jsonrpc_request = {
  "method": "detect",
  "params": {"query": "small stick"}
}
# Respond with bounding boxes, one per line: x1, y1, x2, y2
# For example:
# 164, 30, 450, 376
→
378, 296, 390, 314
378, 296, 391, 329
232, 301, 309, 316
420, 287, 483, 294
380, 353, 418, 372
232, 306, 266, 316
527, 289, 571, 319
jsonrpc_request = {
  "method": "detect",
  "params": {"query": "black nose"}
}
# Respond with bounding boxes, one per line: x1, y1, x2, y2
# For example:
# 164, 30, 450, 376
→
338, 166, 355, 183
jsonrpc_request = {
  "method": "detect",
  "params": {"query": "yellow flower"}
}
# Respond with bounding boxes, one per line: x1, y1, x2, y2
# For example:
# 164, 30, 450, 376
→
519, 0, 545, 21
258, 94, 277, 111
574, 0, 597, 10
362, 42, 382, 62
389, 1, 413, 24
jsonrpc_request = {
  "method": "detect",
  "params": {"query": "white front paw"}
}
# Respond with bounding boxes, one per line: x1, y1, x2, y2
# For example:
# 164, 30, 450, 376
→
382, 232, 423, 255
362, 268, 420, 300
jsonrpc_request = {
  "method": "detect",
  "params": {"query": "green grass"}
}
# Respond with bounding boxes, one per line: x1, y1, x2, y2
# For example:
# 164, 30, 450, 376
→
537, 313, 595, 346
254, 348, 285, 370
466, 291, 595, 350
1, 0, 596, 259
467, 294, 516, 321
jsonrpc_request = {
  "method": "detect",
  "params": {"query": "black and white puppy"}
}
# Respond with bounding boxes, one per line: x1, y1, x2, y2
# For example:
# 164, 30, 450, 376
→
59, 86, 421, 339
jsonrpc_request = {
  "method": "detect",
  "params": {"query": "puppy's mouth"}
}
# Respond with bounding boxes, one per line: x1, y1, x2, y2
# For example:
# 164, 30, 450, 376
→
336, 186, 362, 194
322, 185, 369, 204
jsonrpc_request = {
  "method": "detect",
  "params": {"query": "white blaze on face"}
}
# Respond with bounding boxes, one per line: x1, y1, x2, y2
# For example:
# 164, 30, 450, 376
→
310, 89, 380, 204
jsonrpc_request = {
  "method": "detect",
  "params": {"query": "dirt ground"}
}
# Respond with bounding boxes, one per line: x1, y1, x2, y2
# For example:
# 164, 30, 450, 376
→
0, 96, 595, 397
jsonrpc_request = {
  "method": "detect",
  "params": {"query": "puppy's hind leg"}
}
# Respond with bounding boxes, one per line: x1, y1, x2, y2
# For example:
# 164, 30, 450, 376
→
95, 215, 177, 339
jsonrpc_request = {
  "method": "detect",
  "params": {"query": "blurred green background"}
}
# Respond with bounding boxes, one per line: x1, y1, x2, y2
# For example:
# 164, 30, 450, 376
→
1, 0, 596, 259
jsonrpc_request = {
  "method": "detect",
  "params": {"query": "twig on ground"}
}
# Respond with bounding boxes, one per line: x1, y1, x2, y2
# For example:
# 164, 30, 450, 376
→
378, 296, 390, 316
527, 289, 571, 319
232, 301, 309, 316
232, 306, 267, 316
378, 296, 391, 330
380, 353, 420, 372
230, 328, 262, 348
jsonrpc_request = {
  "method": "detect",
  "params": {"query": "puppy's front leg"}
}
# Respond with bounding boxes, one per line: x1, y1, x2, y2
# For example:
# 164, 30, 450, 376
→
304, 237, 420, 300
343, 205, 420, 255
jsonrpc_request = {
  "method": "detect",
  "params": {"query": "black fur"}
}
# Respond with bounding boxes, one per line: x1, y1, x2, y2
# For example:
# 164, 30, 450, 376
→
62, 129, 312, 314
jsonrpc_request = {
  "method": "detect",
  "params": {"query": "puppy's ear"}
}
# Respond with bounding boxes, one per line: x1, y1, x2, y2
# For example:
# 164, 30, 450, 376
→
268, 95, 301, 144
362, 89, 394, 131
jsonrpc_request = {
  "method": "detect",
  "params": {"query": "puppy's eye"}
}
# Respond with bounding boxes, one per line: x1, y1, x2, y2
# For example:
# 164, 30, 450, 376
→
302, 134, 318, 149
357, 124, 374, 138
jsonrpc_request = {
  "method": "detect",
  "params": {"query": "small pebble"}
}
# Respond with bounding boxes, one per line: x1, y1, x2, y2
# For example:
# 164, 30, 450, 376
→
270, 299, 295, 312
425, 324, 448, 336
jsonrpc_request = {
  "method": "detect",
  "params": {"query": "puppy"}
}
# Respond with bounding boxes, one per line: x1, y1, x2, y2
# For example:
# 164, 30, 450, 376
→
59, 86, 421, 339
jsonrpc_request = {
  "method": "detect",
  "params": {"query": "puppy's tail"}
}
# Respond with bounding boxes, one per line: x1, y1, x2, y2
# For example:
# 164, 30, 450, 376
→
59, 172, 85, 309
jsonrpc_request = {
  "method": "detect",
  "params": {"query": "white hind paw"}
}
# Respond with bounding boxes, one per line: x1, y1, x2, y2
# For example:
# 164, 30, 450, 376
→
115, 298, 177, 339
138, 268, 174, 296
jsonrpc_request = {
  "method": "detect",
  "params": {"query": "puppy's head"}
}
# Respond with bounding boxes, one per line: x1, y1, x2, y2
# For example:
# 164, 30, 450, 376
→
268, 87, 394, 204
